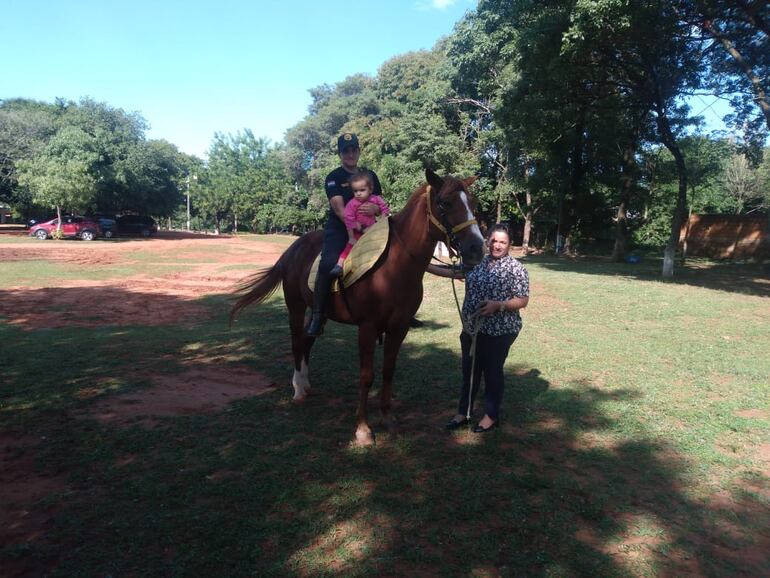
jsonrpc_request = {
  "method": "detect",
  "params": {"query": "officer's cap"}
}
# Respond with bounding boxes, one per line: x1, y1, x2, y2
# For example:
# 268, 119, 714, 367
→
337, 133, 359, 153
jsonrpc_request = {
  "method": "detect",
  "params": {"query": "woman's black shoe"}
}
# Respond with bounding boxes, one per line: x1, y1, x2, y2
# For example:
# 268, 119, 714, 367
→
471, 421, 498, 433
444, 417, 470, 431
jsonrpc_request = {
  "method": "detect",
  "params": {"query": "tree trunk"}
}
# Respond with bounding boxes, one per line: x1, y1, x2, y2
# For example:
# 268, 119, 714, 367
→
612, 200, 629, 262
55, 205, 62, 238
655, 109, 688, 278
612, 123, 641, 262
558, 113, 586, 254
704, 20, 770, 130
234, 213, 239, 235
522, 210, 532, 254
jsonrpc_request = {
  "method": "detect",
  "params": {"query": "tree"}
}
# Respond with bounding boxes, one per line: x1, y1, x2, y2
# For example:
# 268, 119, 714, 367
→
722, 153, 763, 213
110, 139, 187, 216
562, 0, 706, 276
0, 99, 58, 212
17, 126, 100, 230
685, 0, 770, 134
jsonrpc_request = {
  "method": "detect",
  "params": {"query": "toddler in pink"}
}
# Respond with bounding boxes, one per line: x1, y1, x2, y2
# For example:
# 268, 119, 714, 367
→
330, 172, 390, 277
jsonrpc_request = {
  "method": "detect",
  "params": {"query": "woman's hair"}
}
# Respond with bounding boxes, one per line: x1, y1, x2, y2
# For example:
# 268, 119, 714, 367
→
350, 171, 374, 190
487, 223, 511, 241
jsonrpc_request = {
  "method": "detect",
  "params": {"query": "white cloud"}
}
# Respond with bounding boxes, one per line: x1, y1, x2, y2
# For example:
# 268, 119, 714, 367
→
415, 0, 458, 10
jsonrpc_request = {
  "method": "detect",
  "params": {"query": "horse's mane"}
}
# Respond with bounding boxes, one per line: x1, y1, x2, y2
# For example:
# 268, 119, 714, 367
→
394, 174, 467, 221
399, 182, 429, 214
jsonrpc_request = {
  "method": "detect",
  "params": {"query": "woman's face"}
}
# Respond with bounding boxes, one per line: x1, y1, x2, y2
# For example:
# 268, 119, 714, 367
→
487, 230, 511, 259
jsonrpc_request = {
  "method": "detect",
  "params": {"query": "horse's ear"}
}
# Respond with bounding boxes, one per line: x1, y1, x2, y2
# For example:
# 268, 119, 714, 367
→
425, 168, 443, 191
462, 175, 478, 189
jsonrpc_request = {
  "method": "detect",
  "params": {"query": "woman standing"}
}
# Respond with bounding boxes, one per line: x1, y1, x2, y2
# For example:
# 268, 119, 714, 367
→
429, 224, 529, 433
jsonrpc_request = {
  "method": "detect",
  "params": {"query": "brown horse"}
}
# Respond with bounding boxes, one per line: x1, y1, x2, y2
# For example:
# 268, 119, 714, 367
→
230, 168, 484, 445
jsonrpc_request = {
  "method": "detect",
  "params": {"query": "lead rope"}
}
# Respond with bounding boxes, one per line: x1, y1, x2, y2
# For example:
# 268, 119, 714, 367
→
449, 256, 482, 420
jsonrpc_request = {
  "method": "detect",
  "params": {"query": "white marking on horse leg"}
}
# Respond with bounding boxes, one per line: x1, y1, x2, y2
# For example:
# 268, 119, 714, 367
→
300, 360, 310, 390
354, 425, 375, 447
292, 360, 311, 401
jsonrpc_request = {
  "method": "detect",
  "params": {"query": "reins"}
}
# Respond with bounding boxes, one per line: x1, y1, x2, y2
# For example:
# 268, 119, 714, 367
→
446, 260, 482, 420
424, 183, 484, 417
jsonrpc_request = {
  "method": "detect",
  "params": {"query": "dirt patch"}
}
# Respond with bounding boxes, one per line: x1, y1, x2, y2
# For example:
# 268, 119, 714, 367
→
0, 234, 289, 330
734, 409, 769, 420
82, 364, 277, 426
0, 285, 215, 330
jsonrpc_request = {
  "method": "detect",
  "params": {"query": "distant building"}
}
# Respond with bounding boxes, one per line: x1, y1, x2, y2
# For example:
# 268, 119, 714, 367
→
680, 214, 768, 259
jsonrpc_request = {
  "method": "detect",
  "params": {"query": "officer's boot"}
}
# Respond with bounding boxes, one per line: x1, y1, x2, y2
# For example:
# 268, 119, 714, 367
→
306, 268, 332, 337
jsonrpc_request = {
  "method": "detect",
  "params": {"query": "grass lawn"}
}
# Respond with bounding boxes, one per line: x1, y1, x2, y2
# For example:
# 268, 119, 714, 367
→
1, 243, 768, 577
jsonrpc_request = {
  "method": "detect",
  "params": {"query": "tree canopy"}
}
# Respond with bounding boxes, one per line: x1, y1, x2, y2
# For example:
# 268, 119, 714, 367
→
2, 1, 768, 274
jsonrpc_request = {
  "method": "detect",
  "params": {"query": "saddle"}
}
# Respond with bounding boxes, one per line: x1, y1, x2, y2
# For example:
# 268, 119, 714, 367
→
308, 217, 390, 293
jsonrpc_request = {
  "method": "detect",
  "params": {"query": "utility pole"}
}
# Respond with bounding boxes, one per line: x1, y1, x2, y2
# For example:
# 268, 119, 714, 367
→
185, 174, 196, 232
186, 175, 191, 232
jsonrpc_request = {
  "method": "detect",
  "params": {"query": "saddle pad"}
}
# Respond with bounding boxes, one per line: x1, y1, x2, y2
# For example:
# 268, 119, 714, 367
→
308, 217, 390, 293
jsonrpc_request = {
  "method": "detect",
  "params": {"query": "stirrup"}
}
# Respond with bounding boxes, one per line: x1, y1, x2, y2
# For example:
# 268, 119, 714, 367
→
306, 314, 324, 337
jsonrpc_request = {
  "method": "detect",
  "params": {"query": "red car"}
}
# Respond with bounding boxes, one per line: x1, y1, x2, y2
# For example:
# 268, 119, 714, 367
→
29, 216, 101, 241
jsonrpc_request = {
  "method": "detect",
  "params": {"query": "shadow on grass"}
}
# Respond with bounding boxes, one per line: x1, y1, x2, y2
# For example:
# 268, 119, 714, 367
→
527, 254, 770, 298
1, 289, 768, 576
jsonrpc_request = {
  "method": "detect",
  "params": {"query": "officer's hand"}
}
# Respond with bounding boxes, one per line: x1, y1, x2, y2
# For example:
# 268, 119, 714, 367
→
357, 202, 379, 217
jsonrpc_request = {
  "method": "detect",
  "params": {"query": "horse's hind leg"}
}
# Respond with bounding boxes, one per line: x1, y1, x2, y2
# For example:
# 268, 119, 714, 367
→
381, 326, 408, 433
354, 325, 378, 446
289, 302, 313, 401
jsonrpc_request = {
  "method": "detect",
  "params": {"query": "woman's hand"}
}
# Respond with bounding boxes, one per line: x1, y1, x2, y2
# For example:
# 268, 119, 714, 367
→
477, 300, 506, 316
426, 263, 466, 279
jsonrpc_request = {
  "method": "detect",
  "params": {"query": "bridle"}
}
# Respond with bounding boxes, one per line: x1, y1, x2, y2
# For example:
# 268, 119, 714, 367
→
425, 184, 478, 259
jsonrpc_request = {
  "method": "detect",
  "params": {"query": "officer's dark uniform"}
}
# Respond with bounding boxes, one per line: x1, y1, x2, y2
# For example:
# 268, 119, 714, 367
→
306, 136, 382, 336
319, 166, 383, 272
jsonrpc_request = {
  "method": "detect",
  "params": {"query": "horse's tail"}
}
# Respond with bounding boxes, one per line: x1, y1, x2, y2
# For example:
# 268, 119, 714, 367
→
230, 236, 306, 325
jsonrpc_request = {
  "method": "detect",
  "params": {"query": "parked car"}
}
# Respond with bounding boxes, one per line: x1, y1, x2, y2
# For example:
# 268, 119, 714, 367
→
91, 215, 117, 238
115, 214, 158, 237
29, 216, 101, 241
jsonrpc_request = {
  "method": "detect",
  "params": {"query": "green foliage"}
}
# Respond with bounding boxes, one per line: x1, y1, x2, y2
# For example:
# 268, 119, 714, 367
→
17, 125, 100, 214
2, 97, 190, 219
197, 131, 306, 233
3, 1, 767, 251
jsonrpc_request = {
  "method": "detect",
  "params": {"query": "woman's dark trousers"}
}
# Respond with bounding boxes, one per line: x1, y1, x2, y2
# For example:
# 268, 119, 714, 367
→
458, 331, 516, 421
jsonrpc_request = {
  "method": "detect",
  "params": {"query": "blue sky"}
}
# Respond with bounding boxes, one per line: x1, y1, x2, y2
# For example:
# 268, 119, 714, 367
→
4, 0, 476, 158
5, 0, 737, 159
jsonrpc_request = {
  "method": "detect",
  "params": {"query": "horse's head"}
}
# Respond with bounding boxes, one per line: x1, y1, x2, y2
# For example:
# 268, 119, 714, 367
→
425, 168, 485, 266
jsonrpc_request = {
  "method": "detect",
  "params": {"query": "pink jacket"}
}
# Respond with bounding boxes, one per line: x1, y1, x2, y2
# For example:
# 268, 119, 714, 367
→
343, 196, 390, 232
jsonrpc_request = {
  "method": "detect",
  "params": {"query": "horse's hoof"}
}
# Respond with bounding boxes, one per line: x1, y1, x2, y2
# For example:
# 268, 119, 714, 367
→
292, 392, 308, 402
354, 428, 375, 447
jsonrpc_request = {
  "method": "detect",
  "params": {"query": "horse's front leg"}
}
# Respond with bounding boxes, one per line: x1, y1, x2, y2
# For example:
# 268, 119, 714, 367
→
354, 324, 378, 447
289, 302, 313, 401
381, 325, 409, 434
